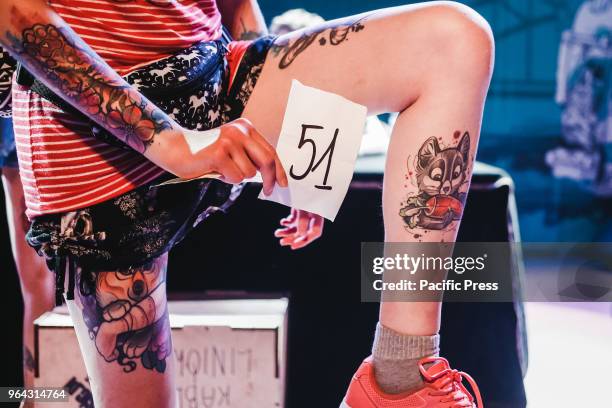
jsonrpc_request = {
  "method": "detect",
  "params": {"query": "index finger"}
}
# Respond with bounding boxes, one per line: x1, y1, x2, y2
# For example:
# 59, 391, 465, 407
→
246, 126, 288, 188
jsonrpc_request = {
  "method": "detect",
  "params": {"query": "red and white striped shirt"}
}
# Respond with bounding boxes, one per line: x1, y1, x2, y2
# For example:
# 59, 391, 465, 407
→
13, 0, 224, 218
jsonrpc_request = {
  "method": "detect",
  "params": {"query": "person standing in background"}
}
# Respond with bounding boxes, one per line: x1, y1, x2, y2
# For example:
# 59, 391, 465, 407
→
268, 8, 325, 35
548, 0, 612, 194
0, 47, 55, 407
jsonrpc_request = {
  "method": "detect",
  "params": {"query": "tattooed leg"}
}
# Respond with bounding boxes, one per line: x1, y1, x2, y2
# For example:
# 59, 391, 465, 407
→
269, 17, 366, 69
66, 254, 175, 408
242, 2, 494, 335
2, 167, 54, 398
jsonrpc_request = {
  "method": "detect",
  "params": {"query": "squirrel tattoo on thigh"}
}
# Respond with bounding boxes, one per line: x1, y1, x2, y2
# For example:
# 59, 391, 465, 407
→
400, 131, 471, 231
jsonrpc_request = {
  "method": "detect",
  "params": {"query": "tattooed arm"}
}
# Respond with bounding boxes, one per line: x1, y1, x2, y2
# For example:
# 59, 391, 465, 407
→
0, 1, 287, 191
218, 0, 267, 40
0, 2, 191, 163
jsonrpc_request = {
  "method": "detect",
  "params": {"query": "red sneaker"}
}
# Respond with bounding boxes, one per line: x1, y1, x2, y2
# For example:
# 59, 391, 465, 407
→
340, 356, 483, 407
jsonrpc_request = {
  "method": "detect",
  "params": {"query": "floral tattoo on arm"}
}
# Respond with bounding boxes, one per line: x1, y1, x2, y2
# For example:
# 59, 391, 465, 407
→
5, 23, 171, 153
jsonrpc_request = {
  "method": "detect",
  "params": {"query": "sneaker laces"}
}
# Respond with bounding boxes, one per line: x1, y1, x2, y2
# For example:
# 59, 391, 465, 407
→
419, 357, 484, 408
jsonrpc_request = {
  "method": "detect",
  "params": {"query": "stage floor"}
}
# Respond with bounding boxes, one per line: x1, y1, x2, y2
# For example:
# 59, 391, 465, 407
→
523, 302, 611, 407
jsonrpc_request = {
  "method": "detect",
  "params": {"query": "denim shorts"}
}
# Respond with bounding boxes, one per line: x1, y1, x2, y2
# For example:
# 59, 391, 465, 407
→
26, 36, 276, 304
0, 116, 17, 168
0, 48, 16, 168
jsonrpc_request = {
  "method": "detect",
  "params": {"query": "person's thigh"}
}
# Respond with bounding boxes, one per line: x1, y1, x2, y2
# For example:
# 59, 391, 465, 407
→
2, 167, 54, 394
2, 166, 52, 291
2, 167, 35, 261
66, 253, 176, 408
242, 1, 492, 144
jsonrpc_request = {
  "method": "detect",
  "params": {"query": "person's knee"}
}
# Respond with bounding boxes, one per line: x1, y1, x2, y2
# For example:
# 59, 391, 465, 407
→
419, 1, 495, 79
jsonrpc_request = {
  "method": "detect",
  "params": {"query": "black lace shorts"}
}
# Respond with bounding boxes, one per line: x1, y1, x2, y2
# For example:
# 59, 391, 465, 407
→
26, 36, 275, 305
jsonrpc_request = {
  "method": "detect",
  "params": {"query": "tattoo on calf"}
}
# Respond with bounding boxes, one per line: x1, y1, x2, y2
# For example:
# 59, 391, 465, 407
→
77, 258, 172, 373
6, 23, 171, 153
399, 131, 471, 231
270, 17, 366, 69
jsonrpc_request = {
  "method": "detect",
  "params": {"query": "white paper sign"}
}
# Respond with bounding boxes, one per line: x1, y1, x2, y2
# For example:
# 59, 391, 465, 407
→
259, 80, 367, 221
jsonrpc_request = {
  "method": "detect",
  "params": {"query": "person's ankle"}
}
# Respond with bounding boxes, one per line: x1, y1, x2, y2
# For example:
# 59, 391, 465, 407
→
371, 323, 439, 394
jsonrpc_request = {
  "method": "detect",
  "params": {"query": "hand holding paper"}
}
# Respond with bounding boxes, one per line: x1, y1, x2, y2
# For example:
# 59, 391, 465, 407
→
260, 80, 368, 221
157, 80, 367, 222
156, 119, 283, 193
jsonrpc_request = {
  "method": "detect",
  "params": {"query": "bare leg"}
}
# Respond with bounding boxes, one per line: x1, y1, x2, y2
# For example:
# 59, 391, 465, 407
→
243, 1, 493, 336
1, 167, 54, 397
66, 254, 176, 408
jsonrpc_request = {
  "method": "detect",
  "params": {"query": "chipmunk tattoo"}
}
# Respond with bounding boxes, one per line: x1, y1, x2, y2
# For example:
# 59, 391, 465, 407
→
400, 131, 471, 230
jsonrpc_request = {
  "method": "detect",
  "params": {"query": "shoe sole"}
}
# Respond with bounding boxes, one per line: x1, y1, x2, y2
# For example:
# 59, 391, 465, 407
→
339, 399, 351, 408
